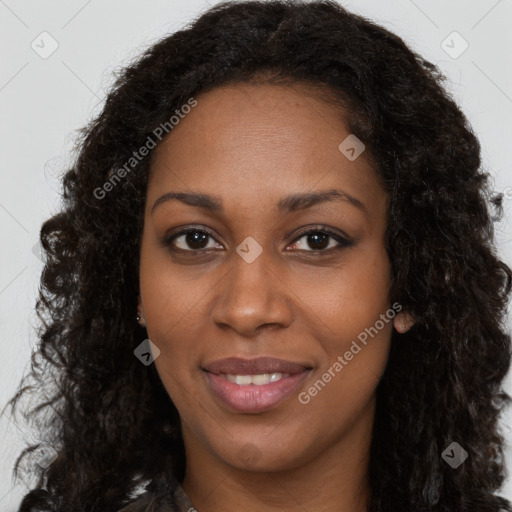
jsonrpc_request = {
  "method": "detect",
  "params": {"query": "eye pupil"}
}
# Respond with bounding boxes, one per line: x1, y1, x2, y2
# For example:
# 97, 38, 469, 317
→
307, 232, 329, 250
187, 231, 208, 249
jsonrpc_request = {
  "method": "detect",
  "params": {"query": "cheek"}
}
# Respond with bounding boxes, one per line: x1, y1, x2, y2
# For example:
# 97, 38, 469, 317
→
295, 242, 391, 339
139, 237, 210, 344
139, 237, 216, 406
299, 323, 390, 445
296, 244, 392, 394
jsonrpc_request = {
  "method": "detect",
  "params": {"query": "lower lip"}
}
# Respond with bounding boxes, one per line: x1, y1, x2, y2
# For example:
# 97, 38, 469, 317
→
204, 370, 311, 413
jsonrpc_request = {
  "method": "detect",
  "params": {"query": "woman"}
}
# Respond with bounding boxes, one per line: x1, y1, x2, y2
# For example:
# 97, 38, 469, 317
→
7, 1, 512, 511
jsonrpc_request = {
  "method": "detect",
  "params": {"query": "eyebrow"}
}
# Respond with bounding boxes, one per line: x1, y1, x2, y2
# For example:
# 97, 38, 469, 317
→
151, 188, 365, 215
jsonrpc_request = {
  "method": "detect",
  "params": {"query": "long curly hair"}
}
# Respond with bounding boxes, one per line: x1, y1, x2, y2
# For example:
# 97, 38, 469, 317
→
6, 1, 512, 511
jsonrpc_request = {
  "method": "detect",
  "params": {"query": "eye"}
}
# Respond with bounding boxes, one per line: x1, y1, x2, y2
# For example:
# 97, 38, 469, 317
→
162, 225, 354, 254
288, 226, 354, 252
163, 226, 222, 252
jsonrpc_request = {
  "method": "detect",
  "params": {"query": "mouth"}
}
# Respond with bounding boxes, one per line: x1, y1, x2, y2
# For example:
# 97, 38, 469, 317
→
218, 372, 292, 385
202, 357, 313, 413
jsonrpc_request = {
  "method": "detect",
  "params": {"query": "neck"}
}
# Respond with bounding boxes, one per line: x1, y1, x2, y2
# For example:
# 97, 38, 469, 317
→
181, 396, 375, 512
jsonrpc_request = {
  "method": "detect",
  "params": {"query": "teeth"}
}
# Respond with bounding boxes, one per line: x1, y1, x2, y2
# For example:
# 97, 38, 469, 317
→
223, 373, 290, 385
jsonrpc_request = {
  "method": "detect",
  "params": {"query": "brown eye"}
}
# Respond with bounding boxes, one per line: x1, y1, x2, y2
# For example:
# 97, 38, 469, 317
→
164, 228, 222, 252
289, 227, 354, 252
162, 225, 353, 255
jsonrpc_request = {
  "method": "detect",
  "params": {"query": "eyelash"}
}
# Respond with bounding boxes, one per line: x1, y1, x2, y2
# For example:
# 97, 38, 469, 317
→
162, 224, 354, 255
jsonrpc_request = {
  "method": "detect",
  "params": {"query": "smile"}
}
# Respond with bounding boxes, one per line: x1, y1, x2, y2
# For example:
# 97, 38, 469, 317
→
220, 372, 290, 385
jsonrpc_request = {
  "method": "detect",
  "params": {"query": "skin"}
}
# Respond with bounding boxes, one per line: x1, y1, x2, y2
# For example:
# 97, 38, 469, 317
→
138, 81, 414, 512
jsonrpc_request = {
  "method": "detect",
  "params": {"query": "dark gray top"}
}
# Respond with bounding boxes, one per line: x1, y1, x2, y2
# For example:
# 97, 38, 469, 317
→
118, 482, 197, 512
172, 483, 197, 512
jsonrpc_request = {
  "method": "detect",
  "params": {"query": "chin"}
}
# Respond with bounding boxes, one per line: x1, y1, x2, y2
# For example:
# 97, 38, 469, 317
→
212, 435, 313, 473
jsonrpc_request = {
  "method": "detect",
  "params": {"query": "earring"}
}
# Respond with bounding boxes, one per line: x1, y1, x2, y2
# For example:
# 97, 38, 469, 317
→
136, 313, 141, 322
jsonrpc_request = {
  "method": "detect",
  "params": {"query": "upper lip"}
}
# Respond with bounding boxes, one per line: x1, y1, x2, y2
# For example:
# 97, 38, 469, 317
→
202, 357, 311, 376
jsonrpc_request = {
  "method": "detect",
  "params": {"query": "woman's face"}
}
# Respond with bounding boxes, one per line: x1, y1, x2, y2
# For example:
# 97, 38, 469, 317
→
139, 82, 409, 473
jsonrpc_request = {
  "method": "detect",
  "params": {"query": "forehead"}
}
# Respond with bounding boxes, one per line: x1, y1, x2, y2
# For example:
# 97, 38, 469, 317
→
151, 81, 353, 167
146, 82, 385, 219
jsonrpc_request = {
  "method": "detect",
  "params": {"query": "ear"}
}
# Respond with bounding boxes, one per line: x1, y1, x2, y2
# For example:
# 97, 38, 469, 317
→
393, 311, 415, 334
137, 295, 146, 328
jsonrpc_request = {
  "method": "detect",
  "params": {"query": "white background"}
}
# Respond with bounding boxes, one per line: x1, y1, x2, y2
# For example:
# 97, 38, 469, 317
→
1, 0, 511, 509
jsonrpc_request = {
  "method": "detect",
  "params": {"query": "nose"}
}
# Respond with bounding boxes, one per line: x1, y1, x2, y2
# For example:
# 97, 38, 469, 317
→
210, 247, 293, 336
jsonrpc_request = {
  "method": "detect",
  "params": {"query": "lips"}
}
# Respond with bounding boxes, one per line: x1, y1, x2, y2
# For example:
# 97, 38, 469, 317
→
202, 356, 310, 376
202, 356, 313, 413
